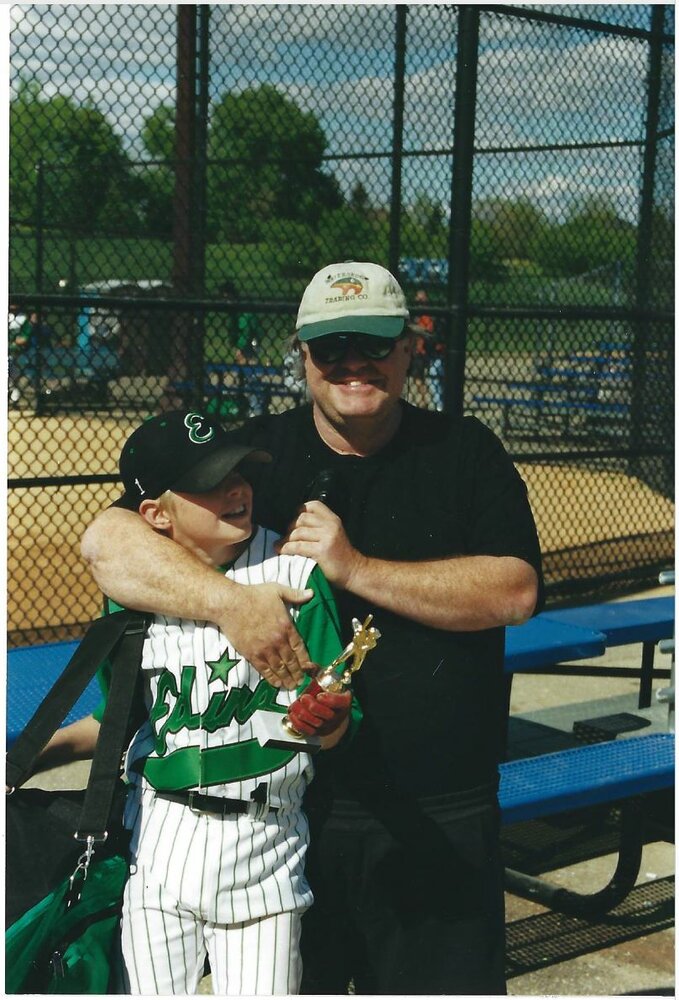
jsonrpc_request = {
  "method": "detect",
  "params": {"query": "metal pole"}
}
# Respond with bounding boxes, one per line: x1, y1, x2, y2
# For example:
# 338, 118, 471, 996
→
445, 7, 480, 417
35, 159, 45, 295
192, 5, 210, 390
173, 5, 197, 295
166, 5, 198, 409
388, 5, 407, 277
194, 4, 210, 297
629, 4, 665, 472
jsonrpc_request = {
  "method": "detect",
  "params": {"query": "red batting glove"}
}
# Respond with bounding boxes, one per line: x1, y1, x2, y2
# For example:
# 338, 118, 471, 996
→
287, 690, 352, 737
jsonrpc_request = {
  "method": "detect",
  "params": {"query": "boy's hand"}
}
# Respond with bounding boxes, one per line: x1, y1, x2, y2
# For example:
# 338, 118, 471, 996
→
287, 690, 352, 736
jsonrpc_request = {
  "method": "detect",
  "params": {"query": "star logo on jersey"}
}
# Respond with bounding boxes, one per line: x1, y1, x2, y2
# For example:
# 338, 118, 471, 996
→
207, 649, 240, 684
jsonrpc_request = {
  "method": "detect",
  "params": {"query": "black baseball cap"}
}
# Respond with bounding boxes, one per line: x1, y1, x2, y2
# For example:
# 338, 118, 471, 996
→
117, 410, 270, 510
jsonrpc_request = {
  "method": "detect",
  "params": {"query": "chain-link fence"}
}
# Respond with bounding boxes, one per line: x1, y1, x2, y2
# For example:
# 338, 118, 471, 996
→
8, 4, 674, 643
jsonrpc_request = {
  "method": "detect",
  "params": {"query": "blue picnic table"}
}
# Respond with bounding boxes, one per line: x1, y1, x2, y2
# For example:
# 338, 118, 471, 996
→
6, 615, 609, 747
537, 596, 675, 707
7, 598, 673, 744
6, 640, 97, 747
504, 616, 606, 672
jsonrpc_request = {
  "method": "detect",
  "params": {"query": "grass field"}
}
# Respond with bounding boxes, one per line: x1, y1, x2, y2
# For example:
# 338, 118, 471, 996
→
10, 231, 629, 358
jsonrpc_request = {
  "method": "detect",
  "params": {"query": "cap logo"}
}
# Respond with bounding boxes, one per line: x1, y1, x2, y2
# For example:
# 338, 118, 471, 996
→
329, 276, 364, 297
184, 412, 214, 445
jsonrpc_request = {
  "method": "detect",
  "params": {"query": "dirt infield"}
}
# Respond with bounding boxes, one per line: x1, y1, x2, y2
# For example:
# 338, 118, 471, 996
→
517, 463, 674, 552
7, 412, 675, 635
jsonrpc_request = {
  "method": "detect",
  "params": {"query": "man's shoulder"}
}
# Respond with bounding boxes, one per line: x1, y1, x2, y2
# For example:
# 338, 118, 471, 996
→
402, 403, 493, 441
226, 404, 311, 449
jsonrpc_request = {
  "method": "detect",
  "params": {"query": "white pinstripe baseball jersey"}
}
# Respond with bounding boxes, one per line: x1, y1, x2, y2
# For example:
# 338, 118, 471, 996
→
119, 525, 344, 924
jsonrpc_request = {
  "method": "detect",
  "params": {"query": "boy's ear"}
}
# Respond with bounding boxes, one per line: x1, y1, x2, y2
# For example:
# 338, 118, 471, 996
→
139, 498, 171, 531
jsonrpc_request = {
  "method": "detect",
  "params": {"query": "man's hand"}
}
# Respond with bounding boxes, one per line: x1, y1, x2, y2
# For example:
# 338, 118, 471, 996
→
82, 508, 314, 690
287, 689, 352, 737
217, 582, 315, 690
278, 501, 364, 590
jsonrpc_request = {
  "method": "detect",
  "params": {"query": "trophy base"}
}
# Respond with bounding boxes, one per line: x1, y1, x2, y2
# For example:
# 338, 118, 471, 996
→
251, 711, 322, 754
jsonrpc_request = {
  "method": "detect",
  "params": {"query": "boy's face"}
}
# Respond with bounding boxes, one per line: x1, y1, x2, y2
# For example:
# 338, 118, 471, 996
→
166, 470, 254, 566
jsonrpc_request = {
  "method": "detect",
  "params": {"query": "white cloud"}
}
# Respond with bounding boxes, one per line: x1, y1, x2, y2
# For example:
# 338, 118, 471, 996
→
8, 3, 659, 221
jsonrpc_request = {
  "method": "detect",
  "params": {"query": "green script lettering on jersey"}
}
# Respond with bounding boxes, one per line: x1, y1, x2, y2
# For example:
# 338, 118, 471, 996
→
151, 664, 284, 755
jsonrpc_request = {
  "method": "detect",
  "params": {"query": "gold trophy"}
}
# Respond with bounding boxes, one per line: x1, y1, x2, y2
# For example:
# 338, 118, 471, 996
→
282, 614, 381, 738
252, 615, 381, 753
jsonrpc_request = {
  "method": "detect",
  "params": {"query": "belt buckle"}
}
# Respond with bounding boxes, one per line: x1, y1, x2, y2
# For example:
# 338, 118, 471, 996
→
248, 799, 268, 821
187, 791, 212, 817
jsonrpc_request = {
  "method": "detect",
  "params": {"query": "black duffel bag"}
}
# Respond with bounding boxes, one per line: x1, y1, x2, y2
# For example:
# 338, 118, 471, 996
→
5, 610, 148, 994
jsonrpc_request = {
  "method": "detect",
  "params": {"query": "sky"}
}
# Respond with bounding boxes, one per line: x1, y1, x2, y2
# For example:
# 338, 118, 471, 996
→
8, 3, 675, 223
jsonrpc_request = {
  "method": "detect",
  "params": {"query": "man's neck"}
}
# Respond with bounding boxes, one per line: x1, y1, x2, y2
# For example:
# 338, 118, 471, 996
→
312, 402, 403, 457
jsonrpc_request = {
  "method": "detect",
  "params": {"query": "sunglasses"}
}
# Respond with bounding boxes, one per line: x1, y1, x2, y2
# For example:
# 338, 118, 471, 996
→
307, 332, 399, 365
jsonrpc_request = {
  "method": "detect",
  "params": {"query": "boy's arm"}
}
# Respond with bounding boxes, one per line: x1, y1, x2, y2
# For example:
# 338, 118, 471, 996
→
81, 507, 313, 688
29, 714, 101, 776
29, 594, 121, 779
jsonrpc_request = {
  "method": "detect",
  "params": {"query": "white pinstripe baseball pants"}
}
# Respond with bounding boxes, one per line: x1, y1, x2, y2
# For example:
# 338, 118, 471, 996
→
120, 863, 304, 995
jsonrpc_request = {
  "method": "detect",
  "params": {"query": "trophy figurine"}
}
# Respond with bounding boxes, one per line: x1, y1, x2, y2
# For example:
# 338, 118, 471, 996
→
252, 615, 381, 753
282, 614, 381, 738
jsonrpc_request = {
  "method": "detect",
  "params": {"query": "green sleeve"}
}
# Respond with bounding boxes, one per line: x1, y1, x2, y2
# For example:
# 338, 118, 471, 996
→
295, 565, 363, 738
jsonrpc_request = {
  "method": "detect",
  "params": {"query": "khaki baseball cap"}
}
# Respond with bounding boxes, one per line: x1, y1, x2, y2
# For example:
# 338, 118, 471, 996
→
296, 261, 410, 341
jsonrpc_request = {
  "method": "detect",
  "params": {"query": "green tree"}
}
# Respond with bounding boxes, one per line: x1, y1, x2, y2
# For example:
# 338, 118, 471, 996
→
535, 196, 636, 276
10, 78, 139, 232
206, 84, 342, 241
137, 106, 176, 237
401, 194, 448, 258
474, 197, 548, 263
349, 181, 371, 213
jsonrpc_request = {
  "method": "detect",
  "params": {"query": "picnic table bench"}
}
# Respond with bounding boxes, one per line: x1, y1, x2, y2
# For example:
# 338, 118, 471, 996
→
11, 344, 120, 414
532, 596, 675, 708
498, 732, 674, 914
171, 362, 304, 419
471, 339, 633, 440
8, 599, 674, 918
471, 392, 629, 439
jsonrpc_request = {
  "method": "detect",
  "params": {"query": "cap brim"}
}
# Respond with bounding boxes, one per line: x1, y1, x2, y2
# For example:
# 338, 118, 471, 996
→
172, 446, 271, 493
112, 491, 142, 512
298, 315, 406, 342
115, 446, 271, 508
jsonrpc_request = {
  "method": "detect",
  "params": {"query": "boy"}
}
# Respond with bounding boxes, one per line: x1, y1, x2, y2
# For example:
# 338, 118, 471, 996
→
72, 409, 354, 995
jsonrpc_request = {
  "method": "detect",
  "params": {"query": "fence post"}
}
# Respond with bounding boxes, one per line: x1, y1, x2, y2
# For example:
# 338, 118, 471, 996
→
35, 158, 45, 295
388, 5, 407, 278
166, 5, 210, 409
630, 4, 665, 476
444, 7, 480, 417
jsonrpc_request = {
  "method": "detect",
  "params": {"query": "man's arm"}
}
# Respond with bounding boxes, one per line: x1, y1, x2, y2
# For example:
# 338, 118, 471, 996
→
278, 501, 538, 631
81, 507, 313, 687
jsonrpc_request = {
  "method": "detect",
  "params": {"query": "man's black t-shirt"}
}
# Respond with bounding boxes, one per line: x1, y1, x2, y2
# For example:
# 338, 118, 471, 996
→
231, 402, 542, 800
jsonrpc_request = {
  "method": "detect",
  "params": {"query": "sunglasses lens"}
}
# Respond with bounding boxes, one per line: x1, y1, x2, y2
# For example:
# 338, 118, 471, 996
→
309, 334, 397, 363
309, 337, 346, 363
354, 335, 395, 360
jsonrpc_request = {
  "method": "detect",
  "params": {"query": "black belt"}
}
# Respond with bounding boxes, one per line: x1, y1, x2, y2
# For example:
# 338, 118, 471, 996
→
154, 784, 277, 819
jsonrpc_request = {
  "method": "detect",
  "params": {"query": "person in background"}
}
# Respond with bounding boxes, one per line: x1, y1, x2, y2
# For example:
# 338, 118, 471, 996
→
222, 281, 265, 416
414, 288, 445, 411
8, 304, 28, 406
81, 260, 542, 995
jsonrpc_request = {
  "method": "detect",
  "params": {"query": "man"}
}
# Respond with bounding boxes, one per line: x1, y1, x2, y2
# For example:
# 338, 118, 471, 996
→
82, 261, 542, 994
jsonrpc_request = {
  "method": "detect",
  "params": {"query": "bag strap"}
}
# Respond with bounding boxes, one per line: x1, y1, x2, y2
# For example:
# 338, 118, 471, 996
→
76, 613, 147, 839
5, 610, 147, 809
